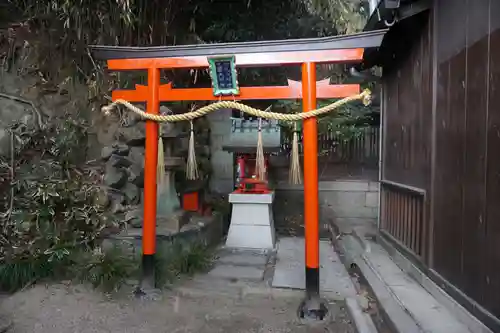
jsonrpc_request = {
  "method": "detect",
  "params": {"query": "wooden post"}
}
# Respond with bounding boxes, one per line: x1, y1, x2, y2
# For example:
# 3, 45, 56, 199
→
142, 67, 160, 287
302, 62, 320, 297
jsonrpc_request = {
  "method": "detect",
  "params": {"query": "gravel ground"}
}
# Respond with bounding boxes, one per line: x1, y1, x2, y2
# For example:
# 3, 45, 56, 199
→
0, 282, 355, 333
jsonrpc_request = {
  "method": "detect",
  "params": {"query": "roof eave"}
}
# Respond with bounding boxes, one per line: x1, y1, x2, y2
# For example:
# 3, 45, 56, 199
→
89, 29, 388, 61
359, 0, 432, 70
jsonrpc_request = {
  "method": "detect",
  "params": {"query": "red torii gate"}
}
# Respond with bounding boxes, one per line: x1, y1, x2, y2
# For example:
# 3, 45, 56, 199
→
90, 29, 385, 314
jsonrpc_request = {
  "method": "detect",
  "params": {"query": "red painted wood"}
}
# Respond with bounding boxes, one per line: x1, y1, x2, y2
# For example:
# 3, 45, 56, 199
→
112, 81, 360, 102
107, 49, 364, 70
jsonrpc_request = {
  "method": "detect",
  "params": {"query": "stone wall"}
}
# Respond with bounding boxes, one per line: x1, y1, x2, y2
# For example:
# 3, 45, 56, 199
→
319, 180, 379, 222
276, 179, 379, 224
103, 212, 224, 254
100, 107, 213, 229
207, 109, 234, 193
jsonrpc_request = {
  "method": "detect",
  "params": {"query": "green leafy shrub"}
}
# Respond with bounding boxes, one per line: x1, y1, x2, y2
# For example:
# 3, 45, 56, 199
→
0, 114, 215, 293
74, 247, 138, 292
0, 255, 65, 292
154, 240, 214, 288
0, 115, 118, 292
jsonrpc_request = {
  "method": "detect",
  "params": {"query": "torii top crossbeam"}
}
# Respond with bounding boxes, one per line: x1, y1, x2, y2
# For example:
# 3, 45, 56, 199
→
91, 30, 385, 63
89, 29, 387, 298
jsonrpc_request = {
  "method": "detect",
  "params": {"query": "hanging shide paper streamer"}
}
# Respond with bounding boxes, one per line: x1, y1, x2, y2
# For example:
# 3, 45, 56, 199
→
186, 120, 199, 180
255, 117, 266, 180
289, 122, 302, 184
157, 124, 166, 193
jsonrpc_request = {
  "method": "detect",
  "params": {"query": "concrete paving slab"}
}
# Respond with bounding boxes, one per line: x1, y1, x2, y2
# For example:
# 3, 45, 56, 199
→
209, 265, 265, 282
271, 237, 356, 299
217, 253, 269, 267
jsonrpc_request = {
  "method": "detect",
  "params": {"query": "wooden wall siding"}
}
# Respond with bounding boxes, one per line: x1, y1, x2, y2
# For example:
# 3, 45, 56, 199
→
486, 0, 500, 319
380, 182, 426, 260
381, 12, 433, 264
432, 0, 500, 318
382, 15, 433, 190
433, 0, 469, 297
381, 0, 500, 319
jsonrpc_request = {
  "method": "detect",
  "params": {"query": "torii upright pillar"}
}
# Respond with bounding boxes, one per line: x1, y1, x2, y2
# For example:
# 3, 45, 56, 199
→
302, 62, 320, 298
142, 67, 160, 286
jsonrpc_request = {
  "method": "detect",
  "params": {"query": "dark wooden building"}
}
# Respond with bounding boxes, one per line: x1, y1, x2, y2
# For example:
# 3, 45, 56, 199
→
360, 0, 500, 330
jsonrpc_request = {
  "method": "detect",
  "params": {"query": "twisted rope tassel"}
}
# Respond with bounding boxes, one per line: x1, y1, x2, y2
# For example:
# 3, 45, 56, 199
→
157, 125, 166, 194
186, 120, 199, 180
255, 117, 266, 180
289, 122, 302, 185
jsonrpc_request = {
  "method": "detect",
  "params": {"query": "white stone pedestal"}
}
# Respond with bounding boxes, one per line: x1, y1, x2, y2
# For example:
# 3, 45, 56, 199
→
225, 192, 276, 250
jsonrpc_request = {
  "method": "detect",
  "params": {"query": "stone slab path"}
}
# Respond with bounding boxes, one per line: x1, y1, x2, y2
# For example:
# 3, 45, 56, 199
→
271, 237, 357, 300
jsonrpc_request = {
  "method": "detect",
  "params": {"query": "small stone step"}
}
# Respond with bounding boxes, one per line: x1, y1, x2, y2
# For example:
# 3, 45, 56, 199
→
217, 253, 269, 267
208, 265, 265, 282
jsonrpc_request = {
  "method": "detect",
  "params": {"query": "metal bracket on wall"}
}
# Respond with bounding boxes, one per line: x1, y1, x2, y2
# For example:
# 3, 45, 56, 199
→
365, 0, 430, 32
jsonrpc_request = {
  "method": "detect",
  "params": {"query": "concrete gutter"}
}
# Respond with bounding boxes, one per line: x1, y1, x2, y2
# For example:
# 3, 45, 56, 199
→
335, 230, 423, 333
376, 235, 494, 333
330, 220, 485, 333
345, 297, 378, 333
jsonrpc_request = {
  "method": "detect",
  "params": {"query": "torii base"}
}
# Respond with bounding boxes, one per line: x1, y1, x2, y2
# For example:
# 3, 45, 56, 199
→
297, 296, 330, 322
225, 192, 276, 250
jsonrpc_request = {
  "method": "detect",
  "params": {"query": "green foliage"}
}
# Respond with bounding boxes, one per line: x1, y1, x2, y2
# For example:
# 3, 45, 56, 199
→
0, 255, 65, 292
154, 239, 214, 288
0, 112, 120, 291
2, 0, 367, 88
0, 239, 214, 293
276, 97, 377, 143
304, 0, 368, 34
75, 247, 138, 292
3, 0, 374, 137
196, 1, 337, 42
0, 113, 188, 294
1, 115, 114, 262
